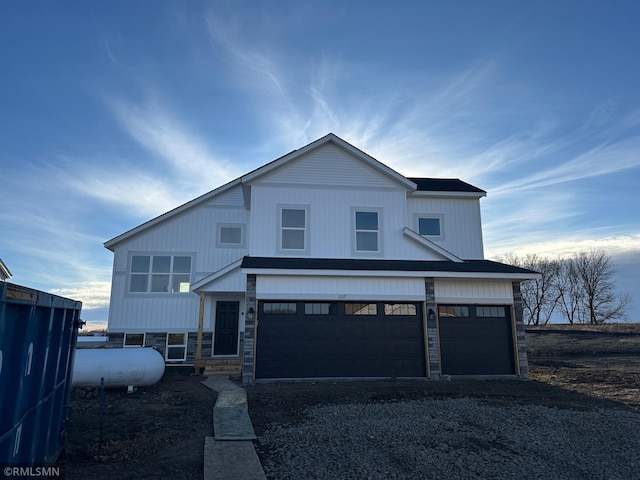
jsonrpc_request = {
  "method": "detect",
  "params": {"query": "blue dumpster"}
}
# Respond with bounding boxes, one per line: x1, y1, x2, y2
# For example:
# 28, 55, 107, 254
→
0, 282, 82, 465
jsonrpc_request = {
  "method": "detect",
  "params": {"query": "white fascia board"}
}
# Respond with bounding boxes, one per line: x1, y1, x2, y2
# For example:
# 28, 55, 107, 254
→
409, 191, 486, 199
104, 178, 242, 251
242, 268, 540, 281
0, 258, 11, 279
191, 258, 243, 291
402, 227, 463, 262
241, 133, 417, 191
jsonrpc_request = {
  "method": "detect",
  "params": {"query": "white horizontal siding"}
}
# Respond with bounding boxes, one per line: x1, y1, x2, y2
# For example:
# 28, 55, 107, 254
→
434, 280, 513, 304
255, 143, 401, 189
256, 275, 426, 301
207, 184, 245, 206
199, 268, 246, 293
407, 197, 484, 259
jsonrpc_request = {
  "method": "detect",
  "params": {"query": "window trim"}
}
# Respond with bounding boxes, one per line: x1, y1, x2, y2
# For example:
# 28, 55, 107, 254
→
165, 333, 188, 362
128, 253, 193, 295
277, 205, 310, 254
352, 207, 383, 256
414, 213, 445, 240
216, 223, 245, 248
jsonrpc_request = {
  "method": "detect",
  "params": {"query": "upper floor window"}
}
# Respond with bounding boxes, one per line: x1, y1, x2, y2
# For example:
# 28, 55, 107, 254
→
130, 255, 191, 293
354, 210, 380, 252
416, 215, 443, 239
279, 206, 308, 252
217, 224, 244, 247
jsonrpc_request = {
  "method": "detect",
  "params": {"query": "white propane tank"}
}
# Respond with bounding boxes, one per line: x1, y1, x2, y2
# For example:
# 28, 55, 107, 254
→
72, 348, 165, 387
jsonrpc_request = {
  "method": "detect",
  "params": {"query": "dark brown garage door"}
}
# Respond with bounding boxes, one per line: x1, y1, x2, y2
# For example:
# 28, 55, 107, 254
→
255, 301, 426, 379
438, 304, 515, 375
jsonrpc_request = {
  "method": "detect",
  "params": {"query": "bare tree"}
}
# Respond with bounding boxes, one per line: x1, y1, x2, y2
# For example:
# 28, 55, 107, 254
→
496, 253, 562, 325
572, 249, 632, 324
556, 257, 584, 325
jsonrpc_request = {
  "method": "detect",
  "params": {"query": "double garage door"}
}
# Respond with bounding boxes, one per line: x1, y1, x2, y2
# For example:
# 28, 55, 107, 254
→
255, 301, 426, 379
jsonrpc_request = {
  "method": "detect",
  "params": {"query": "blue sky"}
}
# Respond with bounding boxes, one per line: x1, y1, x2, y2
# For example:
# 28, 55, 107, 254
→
1, 1, 639, 328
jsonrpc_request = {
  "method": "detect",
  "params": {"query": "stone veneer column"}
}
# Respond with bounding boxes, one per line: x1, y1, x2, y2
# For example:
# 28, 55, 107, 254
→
242, 274, 257, 384
425, 278, 441, 380
512, 282, 529, 379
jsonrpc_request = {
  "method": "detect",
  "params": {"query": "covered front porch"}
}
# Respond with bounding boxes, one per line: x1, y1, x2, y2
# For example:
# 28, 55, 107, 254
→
191, 260, 247, 376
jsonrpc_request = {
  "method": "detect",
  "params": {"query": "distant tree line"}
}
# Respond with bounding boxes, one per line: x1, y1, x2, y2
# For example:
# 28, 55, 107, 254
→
496, 249, 632, 325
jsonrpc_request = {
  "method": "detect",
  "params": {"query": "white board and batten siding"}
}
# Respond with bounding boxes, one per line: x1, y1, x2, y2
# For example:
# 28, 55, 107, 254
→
256, 275, 426, 301
108, 184, 249, 332
107, 294, 200, 332
407, 197, 484, 260
434, 280, 514, 305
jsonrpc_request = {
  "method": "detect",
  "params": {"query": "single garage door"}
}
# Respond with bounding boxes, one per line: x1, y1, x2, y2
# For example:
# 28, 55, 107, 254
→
255, 301, 426, 379
438, 304, 515, 375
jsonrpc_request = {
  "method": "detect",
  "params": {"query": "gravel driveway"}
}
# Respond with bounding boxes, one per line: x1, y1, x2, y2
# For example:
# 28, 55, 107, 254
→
258, 398, 640, 479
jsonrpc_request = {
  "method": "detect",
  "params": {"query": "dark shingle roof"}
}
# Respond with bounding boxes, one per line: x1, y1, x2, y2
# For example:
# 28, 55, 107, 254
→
241, 256, 536, 275
407, 178, 486, 194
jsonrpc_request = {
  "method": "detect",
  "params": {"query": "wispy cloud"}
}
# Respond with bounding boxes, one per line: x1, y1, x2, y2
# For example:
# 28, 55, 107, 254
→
50, 281, 111, 310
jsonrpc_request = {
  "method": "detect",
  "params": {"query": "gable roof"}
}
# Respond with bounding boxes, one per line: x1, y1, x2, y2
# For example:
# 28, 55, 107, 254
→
241, 133, 417, 190
104, 133, 486, 250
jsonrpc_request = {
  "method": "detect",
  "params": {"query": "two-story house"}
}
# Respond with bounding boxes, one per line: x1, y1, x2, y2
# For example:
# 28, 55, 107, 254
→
104, 133, 537, 383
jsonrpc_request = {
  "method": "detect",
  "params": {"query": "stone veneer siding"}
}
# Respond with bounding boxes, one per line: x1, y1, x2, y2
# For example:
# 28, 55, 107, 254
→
512, 282, 529, 379
424, 277, 441, 380
105, 331, 213, 364
242, 274, 257, 384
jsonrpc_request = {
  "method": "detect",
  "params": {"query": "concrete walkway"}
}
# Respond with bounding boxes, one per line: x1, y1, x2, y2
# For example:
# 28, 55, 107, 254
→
202, 375, 266, 480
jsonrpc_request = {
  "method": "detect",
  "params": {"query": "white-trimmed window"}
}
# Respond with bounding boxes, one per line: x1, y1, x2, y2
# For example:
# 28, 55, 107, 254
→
279, 206, 308, 252
165, 333, 187, 361
354, 209, 380, 253
217, 224, 244, 247
129, 255, 192, 293
124, 333, 145, 347
416, 214, 444, 239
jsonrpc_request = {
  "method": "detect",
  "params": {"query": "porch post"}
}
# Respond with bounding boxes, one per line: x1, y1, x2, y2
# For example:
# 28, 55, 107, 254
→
194, 292, 205, 373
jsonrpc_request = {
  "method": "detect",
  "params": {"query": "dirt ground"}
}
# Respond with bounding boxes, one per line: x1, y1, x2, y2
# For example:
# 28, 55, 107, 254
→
62, 323, 640, 479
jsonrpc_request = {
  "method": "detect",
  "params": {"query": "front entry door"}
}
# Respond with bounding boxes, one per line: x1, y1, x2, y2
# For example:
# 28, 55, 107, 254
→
214, 301, 239, 355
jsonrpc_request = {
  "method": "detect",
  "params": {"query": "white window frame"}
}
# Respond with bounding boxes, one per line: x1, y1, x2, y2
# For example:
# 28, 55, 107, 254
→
128, 254, 192, 294
123, 333, 145, 347
216, 223, 245, 248
277, 205, 309, 254
165, 333, 188, 362
352, 207, 382, 255
415, 214, 445, 240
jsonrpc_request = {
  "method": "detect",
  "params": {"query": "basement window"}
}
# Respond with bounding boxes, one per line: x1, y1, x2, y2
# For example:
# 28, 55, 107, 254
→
124, 333, 145, 347
165, 333, 187, 361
